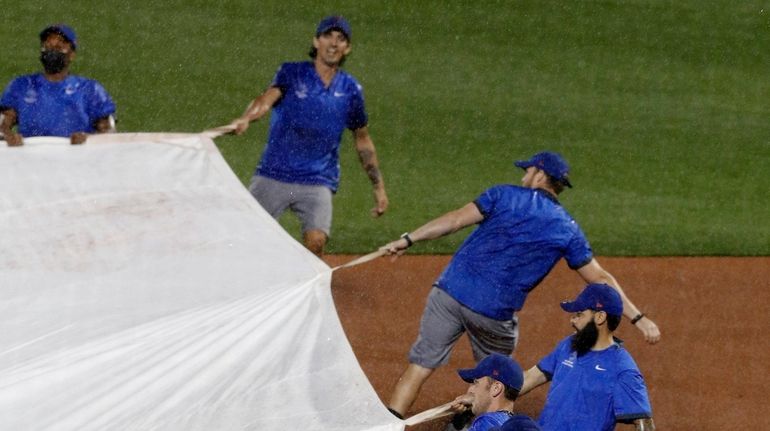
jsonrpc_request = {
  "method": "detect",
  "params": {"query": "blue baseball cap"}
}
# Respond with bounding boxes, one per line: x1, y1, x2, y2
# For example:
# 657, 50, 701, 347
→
560, 283, 623, 317
457, 353, 524, 391
40, 24, 77, 51
316, 15, 352, 40
514, 151, 572, 187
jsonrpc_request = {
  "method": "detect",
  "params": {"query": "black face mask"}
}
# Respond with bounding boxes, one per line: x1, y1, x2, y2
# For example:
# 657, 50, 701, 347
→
40, 50, 69, 74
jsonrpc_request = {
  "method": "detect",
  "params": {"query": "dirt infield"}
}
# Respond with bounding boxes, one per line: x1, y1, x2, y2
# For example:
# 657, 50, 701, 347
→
325, 255, 770, 430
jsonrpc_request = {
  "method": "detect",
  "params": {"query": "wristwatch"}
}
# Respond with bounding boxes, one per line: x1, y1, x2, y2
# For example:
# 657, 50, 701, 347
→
400, 232, 414, 248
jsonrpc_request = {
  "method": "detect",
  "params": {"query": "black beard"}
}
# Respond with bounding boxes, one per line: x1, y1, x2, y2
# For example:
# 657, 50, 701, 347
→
570, 319, 599, 357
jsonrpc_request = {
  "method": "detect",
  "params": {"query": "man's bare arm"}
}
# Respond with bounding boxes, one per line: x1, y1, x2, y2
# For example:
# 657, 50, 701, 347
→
1, 109, 23, 146
519, 366, 548, 396
352, 126, 388, 217
380, 202, 484, 255
633, 417, 655, 430
233, 86, 283, 135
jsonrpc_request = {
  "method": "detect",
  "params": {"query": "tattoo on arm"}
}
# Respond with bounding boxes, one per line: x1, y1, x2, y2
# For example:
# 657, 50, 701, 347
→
357, 148, 382, 185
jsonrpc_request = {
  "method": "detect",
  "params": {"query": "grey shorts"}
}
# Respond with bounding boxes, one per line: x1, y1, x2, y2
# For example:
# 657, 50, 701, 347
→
248, 175, 333, 235
409, 287, 519, 369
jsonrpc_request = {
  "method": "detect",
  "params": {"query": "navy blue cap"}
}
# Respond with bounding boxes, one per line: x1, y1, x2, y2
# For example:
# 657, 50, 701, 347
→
316, 15, 352, 40
514, 151, 572, 187
457, 353, 523, 391
40, 24, 77, 50
560, 283, 623, 317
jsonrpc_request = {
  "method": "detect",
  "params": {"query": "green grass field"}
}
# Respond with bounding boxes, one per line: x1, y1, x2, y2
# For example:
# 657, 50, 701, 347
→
2, 1, 768, 255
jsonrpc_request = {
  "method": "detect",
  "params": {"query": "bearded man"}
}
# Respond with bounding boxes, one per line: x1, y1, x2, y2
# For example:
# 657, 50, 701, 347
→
519, 283, 656, 431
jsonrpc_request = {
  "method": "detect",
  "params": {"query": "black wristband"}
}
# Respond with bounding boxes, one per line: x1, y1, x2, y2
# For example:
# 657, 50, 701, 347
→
400, 232, 414, 248
631, 313, 645, 325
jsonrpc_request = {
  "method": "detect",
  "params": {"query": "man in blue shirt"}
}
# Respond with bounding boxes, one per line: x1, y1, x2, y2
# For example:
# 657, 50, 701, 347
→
448, 353, 540, 431
381, 151, 660, 418
0, 24, 116, 146
519, 283, 655, 431
232, 16, 388, 256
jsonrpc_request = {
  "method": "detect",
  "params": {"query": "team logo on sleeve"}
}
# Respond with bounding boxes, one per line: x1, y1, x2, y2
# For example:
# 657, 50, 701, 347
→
295, 83, 308, 99
24, 89, 38, 104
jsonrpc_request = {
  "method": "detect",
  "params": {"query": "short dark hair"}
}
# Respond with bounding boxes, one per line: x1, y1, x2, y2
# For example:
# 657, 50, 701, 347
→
607, 314, 622, 331
503, 385, 520, 401
545, 174, 567, 195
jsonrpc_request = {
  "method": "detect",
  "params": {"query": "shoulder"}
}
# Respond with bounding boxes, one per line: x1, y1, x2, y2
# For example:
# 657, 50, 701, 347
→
285, 61, 309, 69
491, 184, 528, 193
532, 188, 582, 228
68, 75, 111, 95
68, 75, 104, 86
275, 61, 307, 76
540, 336, 573, 360
481, 184, 530, 200
495, 414, 541, 431
336, 69, 364, 93
474, 184, 519, 215
556, 334, 574, 348
609, 344, 642, 373
551, 335, 575, 357
5, 73, 39, 88
469, 412, 509, 430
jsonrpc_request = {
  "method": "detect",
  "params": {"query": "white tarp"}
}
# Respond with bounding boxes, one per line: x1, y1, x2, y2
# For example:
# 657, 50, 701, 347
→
0, 133, 402, 431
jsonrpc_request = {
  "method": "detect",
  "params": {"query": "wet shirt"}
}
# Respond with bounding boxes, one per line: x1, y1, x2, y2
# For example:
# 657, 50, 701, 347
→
469, 411, 517, 431
256, 61, 368, 192
436, 185, 593, 320
490, 414, 542, 431
1, 73, 115, 137
536, 336, 653, 431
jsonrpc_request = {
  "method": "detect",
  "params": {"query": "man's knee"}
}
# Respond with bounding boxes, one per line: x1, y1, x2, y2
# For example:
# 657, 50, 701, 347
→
303, 229, 327, 256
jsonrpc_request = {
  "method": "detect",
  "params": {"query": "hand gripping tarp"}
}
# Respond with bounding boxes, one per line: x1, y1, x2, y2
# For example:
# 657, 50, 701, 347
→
0, 134, 402, 431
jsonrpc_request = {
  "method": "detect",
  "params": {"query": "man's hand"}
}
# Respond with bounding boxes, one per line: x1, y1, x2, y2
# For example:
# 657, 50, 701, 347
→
379, 235, 410, 257
5, 131, 23, 146
232, 117, 250, 135
70, 132, 88, 145
634, 317, 661, 344
449, 394, 473, 413
371, 185, 388, 217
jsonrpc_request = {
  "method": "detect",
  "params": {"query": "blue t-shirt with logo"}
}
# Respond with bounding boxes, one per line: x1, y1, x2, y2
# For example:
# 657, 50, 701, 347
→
256, 61, 368, 192
1, 73, 115, 137
436, 185, 593, 320
536, 336, 653, 431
